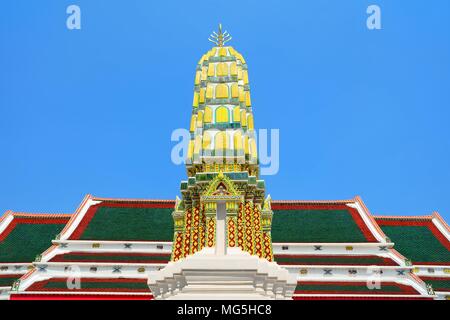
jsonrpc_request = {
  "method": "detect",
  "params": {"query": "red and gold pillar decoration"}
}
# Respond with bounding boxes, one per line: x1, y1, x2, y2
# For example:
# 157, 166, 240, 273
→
191, 204, 201, 254
244, 201, 255, 255
171, 206, 185, 262
204, 202, 216, 247
253, 204, 263, 258
261, 199, 274, 261
226, 201, 239, 247
183, 208, 192, 258
199, 205, 206, 250
237, 203, 245, 250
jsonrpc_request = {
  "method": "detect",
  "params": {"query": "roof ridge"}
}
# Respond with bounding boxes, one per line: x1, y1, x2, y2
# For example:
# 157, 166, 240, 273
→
0, 210, 14, 223
374, 215, 433, 220
353, 196, 388, 241
271, 199, 354, 204
12, 212, 72, 218
91, 196, 175, 203
431, 211, 450, 233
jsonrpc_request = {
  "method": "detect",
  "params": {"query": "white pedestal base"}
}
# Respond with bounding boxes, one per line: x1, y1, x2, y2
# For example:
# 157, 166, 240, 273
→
148, 247, 297, 300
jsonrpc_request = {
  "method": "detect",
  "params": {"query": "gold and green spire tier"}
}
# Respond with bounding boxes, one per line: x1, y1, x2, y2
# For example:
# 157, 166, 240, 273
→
172, 25, 273, 263
187, 23, 256, 168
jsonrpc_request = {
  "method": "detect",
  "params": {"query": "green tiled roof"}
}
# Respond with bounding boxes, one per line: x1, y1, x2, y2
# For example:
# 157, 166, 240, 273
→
274, 255, 395, 265
380, 225, 450, 263
78, 206, 173, 241
424, 279, 450, 291
295, 283, 404, 293
272, 209, 367, 243
0, 276, 21, 287
0, 223, 66, 263
44, 280, 149, 291
52, 253, 170, 263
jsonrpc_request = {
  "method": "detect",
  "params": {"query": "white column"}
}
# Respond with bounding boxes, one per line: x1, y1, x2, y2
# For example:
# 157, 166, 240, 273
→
215, 202, 227, 256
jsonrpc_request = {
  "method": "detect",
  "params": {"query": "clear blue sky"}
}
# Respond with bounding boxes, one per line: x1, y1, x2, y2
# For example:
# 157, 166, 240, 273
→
1, 0, 449, 220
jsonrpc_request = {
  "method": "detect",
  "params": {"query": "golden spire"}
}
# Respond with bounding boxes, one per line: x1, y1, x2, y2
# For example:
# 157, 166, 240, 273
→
208, 23, 232, 47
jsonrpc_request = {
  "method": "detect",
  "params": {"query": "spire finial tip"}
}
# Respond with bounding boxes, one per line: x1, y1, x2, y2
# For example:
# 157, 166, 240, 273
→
208, 23, 231, 47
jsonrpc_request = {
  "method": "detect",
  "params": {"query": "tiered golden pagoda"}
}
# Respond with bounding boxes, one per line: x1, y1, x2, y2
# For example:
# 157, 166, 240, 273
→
172, 24, 273, 263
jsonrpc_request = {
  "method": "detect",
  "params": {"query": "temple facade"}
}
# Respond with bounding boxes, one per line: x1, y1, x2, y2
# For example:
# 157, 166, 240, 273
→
1, 26, 449, 300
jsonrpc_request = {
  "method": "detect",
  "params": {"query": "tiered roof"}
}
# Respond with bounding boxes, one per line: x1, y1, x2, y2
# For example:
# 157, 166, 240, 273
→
0, 195, 447, 300
4, 197, 173, 300
0, 212, 70, 262
374, 214, 450, 299
0, 211, 70, 299
375, 214, 450, 264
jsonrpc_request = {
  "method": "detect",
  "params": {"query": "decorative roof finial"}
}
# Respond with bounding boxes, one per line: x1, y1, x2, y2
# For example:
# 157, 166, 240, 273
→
208, 23, 232, 47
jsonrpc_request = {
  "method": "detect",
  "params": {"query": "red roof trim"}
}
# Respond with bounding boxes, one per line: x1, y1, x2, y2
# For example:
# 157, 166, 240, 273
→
69, 204, 99, 240
49, 252, 170, 263
293, 296, 431, 300
26, 278, 150, 293
10, 293, 153, 300
272, 199, 354, 204
374, 215, 433, 221
0, 274, 22, 279
295, 281, 419, 295
274, 254, 399, 266
419, 276, 450, 281
432, 211, 450, 233
354, 196, 387, 240
92, 196, 175, 204
0, 210, 13, 224
11, 213, 72, 218
59, 194, 92, 236
0, 216, 70, 242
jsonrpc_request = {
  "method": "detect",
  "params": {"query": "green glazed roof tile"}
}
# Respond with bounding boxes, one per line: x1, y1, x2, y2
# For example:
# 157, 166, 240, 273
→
78, 206, 173, 241
272, 209, 367, 243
